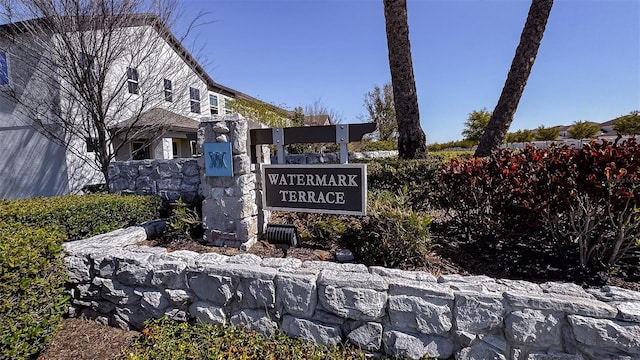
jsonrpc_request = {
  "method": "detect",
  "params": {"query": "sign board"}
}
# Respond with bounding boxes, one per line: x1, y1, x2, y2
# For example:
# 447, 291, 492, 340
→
204, 142, 233, 177
262, 164, 367, 215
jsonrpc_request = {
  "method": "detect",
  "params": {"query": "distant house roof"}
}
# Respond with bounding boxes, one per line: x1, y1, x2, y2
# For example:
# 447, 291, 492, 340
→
115, 108, 199, 132
304, 115, 331, 126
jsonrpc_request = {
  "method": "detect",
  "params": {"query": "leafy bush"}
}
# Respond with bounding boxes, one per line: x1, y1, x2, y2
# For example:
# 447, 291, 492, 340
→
427, 139, 476, 151
127, 317, 367, 360
159, 199, 202, 244
359, 140, 397, 151
439, 139, 640, 274
0, 194, 161, 241
0, 224, 68, 359
345, 191, 432, 269
366, 157, 443, 212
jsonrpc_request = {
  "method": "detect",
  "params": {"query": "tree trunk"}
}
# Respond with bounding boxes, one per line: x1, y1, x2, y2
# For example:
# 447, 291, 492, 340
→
383, 0, 427, 159
475, 0, 553, 157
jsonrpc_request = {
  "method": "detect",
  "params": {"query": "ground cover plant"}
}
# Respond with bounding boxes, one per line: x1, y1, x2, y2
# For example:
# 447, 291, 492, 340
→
127, 317, 369, 360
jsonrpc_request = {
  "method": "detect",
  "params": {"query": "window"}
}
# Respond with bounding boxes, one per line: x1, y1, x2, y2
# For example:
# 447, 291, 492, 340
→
0, 51, 9, 86
131, 141, 150, 160
209, 93, 219, 115
224, 99, 233, 115
163, 79, 172, 102
189, 87, 200, 113
79, 52, 95, 85
172, 141, 179, 158
79, 52, 94, 70
85, 137, 98, 152
127, 67, 139, 94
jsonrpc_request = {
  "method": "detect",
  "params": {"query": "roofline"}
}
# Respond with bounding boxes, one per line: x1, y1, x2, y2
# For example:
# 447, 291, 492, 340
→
0, 14, 293, 119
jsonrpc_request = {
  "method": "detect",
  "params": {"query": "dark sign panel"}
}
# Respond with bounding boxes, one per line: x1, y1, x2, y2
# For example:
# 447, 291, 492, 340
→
262, 164, 367, 215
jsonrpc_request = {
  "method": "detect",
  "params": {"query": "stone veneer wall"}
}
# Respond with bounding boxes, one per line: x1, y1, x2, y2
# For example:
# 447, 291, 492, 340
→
64, 227, 640, 360
107, 151, 397, 203
108, 158, 200, 203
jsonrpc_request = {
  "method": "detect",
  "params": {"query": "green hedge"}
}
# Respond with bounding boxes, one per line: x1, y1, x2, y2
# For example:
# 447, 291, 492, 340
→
0, 194, 161, 241
0, 193, 162, 358
0, 224, 67, 359
365, 157, 443, 212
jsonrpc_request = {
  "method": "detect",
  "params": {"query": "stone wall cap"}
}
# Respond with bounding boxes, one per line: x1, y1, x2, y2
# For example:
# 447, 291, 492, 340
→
505, 291, 618, 318
317, 270, 387, 290
389, 280, 455, 300
302, 261, 368, 273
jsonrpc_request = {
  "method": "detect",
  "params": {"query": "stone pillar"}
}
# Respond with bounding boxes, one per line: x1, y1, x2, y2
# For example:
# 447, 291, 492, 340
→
198, 114, 269, 250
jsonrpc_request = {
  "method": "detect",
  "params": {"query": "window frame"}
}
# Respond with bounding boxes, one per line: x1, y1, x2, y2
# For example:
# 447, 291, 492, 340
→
127, 67, 139, 95
189, 86, 201, 114
0, 50, 10, 86
209, 93, 219, 115
163, 78, 173, 102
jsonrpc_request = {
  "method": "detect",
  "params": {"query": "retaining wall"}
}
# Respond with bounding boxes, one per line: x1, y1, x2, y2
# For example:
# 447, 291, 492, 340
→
64, 227, 640, 360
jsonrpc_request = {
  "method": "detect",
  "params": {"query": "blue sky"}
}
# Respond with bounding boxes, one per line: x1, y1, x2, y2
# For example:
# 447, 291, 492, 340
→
179, 0, 639, 144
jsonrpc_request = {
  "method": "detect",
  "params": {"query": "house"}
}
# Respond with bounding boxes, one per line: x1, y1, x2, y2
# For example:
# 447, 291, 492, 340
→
0, 14, 290, 199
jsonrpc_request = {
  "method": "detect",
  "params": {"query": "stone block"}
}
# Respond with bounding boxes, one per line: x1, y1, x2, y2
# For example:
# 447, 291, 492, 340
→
189, 301, 226, 324
212, 121, 230, 134
65, 256, 92, 283
317, 270, 388, 321
148, 256, 187, 289
115, 305, 153, 330
93, 277, 140, 305
281, 315, 342, 347
230, 120, 248, 155
383, 330, 454, 360
233, 154, 251, 175
568, 314, 640, 355
456, 342, 507, 360
540, 282, 595, 299
505, 292, 618, 318
155, 161, 180, 179
230, 309, 278, 335
347, 322, 383, 351
388, 296, 452, 335
616, 301, 640, 322
188, 273, 237, 306
454, 291, 505, 333
588, 286, 640, 302
182, 160, 199, 177
370, 266, 437, 282
505, 309, 562, 347
275, 271, 318, 317
389, 280, 454, 300
215, 134, 229, 142
135, 288, 170, 318
164, 289, 192, 305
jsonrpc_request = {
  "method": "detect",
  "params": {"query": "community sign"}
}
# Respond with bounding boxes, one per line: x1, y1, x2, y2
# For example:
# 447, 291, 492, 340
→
262, 164, 367, 215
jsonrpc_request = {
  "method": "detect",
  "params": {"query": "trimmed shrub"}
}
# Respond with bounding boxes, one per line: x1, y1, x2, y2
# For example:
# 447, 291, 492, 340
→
439, 139, 640, 274
359, 140, 397, 151
0, 223, 68, 359
345, 191, 432, 269
365, 157, 443, 212
0, 194, 161, 241
127, 317, 367, 360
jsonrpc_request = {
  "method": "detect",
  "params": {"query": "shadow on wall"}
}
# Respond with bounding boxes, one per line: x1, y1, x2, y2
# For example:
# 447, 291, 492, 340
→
0, 126, 69, 199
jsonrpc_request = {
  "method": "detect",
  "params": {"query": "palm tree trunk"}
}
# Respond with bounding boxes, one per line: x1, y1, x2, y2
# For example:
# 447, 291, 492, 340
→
383, 0, 427, 159
475, 0, 553, 157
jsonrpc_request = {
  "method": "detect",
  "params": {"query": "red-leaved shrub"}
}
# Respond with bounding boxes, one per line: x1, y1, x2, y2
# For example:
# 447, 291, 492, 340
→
439, 138, 640, 272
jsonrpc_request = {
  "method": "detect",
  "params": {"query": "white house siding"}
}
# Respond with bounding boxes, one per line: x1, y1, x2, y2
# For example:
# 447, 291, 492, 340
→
0, 21, 216, 198
0, 33, 74, 198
